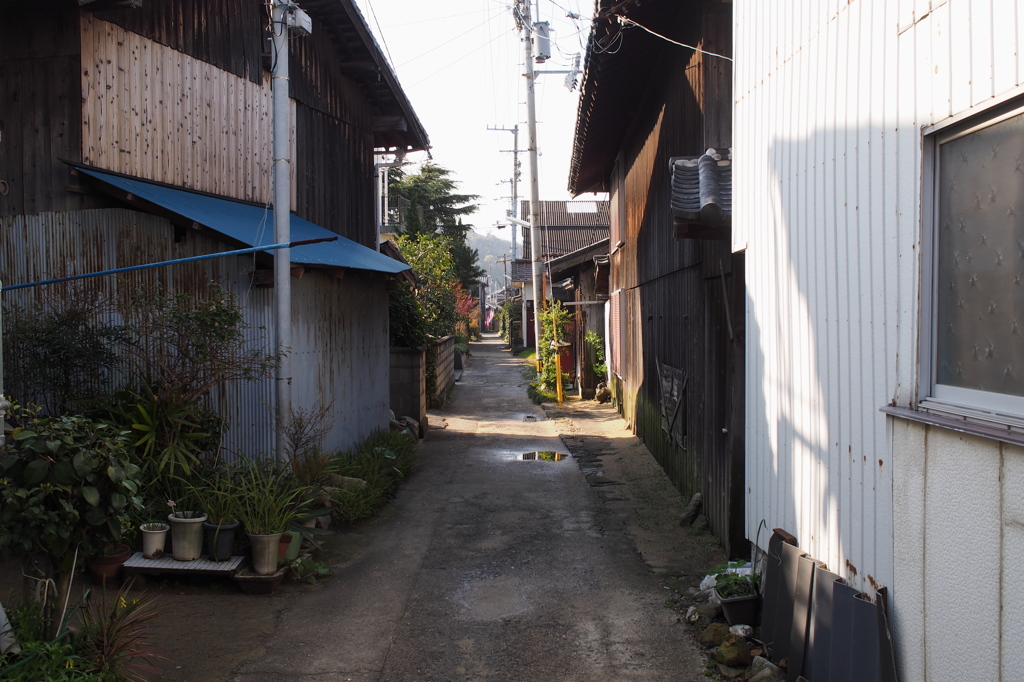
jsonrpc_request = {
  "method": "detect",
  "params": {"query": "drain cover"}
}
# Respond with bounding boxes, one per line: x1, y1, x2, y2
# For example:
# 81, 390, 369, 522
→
521, 451, 569, 461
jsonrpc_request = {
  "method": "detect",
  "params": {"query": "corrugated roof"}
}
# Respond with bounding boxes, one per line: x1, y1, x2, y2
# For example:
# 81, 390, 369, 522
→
519, 200, 611, 227
547, 238, 611, 281
76, 167, 411, 275
569, 1, 697, 195
520, 224, 610, 261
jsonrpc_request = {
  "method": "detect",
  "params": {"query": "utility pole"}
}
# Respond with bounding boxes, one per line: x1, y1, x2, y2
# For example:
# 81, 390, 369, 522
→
271, 0, 291, 463
271, 0, 311, 463
514, 0, 544, 373
487, 124, 522, 259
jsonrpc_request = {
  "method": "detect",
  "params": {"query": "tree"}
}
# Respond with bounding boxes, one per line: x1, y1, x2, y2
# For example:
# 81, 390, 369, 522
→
389, 164, 486, 289
394, 233, 459, 340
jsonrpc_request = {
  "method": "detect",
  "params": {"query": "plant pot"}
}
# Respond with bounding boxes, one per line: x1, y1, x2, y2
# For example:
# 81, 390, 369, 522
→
87, 544, 131, 584
167, 513, 208, 561
248, 532, 283, 575
716, 590, 761, 627
139, 522, 170, 559
203, 521, 240, 562
276, 531, 302, 562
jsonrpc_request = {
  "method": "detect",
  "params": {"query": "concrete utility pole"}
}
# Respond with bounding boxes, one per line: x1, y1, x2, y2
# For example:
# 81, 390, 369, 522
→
272, 0, 292, 463
515, 0, 544, 372
271, 0, 311, 462
487, 124, 521, 259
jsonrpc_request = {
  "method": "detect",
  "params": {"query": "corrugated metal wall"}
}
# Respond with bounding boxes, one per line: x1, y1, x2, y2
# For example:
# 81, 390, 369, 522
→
1, 209, 389, 460
733, 0, 1024, 596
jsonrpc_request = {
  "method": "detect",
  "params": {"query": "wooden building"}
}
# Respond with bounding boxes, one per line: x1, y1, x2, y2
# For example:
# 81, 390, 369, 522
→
511, 199, 609, 349
568, 0, 745, 555
0, 0, 429, 456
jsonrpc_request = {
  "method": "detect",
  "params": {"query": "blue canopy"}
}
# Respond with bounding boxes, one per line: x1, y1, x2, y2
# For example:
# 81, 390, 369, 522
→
76, 167, 410, 275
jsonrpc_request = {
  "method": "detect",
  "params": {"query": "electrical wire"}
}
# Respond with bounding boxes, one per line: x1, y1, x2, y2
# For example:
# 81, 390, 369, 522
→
406, 27, 515, 89
385, 7, 495, 28
396, 14, 502, 68
364, 0, 396, 70
591, 27, 623, 55
614, 15, 733, 61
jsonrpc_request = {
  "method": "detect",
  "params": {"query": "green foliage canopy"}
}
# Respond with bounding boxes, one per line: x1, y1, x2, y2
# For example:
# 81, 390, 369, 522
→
389, 164, 485, 289
395, 233, 460, 339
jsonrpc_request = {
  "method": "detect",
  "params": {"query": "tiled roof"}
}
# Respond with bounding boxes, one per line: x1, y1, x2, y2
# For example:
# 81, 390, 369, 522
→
670, 149, 732, 225
511, 259, 533, 284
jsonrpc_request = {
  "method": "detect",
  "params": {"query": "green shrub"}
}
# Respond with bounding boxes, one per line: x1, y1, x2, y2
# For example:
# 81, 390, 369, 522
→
0, 405, 143, 620
527, 382, 556, 405
328, 430, 417, 522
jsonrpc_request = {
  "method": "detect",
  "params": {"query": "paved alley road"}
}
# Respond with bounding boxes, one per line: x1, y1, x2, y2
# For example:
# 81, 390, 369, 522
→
234, 334, 706, 681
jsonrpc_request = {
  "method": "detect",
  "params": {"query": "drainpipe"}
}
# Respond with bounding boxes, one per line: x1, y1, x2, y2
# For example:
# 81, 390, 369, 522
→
272, 0, 292, 464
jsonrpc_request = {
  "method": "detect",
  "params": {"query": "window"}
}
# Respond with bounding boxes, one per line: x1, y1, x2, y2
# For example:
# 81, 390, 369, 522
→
923, 101, 1024, 425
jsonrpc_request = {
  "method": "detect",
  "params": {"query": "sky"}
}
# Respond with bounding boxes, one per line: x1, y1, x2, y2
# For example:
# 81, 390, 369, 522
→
352, 0, 604, 239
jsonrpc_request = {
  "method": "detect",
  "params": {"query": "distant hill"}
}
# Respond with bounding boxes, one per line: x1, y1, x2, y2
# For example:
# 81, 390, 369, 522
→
467, 229, 520, 294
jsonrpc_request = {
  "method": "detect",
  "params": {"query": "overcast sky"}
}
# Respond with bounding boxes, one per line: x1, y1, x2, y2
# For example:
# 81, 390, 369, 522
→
352, 0, 604, 237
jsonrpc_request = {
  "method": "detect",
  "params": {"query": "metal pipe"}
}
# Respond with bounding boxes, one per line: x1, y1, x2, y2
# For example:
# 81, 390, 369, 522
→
0, 238, 337, 292
272, 0, 292, 464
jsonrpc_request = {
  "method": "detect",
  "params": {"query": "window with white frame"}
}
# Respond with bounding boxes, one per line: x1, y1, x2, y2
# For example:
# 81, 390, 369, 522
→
924, 101, 1024, 425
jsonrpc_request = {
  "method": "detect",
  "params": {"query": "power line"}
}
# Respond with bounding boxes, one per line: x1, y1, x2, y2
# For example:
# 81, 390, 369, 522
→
614, 15, 733, 61
364, 1, 396, 70
397, 14, 503, 68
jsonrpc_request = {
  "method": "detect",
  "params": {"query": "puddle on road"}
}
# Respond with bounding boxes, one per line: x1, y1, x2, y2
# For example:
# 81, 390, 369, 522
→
521, 451, 569, 462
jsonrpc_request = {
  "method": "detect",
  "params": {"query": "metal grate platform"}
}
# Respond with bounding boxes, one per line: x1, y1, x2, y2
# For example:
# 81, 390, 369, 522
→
123, 552, 245, 576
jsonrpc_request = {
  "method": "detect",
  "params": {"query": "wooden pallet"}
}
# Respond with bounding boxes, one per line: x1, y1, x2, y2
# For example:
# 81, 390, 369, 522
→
122, 552, 245, 576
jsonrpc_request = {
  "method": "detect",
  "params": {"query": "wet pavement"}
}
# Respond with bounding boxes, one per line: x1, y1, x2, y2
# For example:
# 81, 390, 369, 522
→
2, 333, 723, 680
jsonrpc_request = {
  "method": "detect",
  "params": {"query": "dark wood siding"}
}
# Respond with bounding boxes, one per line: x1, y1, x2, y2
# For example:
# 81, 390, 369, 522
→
294, 104, 374, 246
610, 1, 745, 555
0, 6, 84, 217
94, 0, 265, 84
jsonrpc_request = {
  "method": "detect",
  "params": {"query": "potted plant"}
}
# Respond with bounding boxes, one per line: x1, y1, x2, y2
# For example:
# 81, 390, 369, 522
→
86, 542, 133, 584
192, 470, 241, 562
166, 500, 207, 561
234, 460, 310, 575
713, 571, 762, 626
139, 521, 170, 559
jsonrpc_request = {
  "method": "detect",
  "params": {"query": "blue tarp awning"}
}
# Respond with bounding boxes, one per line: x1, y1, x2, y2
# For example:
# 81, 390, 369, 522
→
76, 167, 410, 275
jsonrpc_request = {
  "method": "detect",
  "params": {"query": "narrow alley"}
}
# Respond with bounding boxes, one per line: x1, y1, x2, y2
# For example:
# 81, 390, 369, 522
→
141, 333, 721, 681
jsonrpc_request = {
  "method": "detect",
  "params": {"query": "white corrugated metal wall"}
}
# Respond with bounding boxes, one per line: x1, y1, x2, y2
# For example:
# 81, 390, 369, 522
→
734, 1, 1024, 678
735, 0, 1024, 601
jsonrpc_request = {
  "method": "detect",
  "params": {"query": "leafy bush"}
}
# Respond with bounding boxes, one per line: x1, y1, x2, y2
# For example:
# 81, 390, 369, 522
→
2, 287, 125, 415
388, 282, 429, 349
527, 382, 557, 405
328, 430, 417, 522
0, 405, 143, 582
584, 330, 607, 381
538, 301, 572, 390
